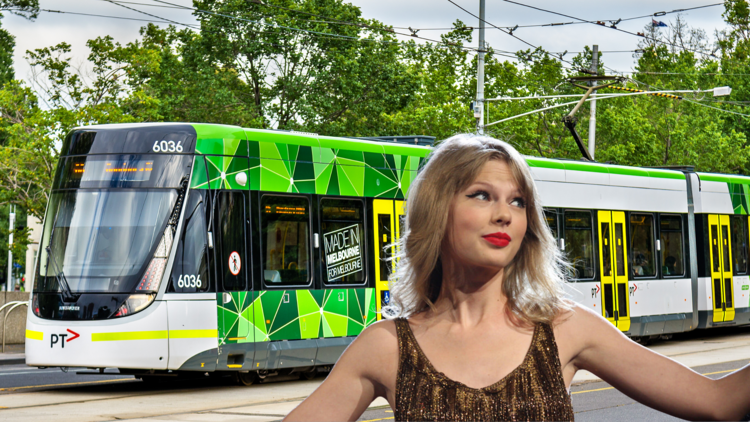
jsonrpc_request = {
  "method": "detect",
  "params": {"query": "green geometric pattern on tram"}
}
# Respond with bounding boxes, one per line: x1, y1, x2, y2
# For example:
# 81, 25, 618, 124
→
193, 124, 248, 157
191, 156, 249, 190
216, 291, 257, 346
218, 288, 376, 344
192, 131, 425, 199
728, 181, 750, 215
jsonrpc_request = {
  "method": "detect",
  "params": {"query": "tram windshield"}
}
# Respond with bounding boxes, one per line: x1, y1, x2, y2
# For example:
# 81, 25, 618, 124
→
35, 189, 177, 293
35, 153, 191, 294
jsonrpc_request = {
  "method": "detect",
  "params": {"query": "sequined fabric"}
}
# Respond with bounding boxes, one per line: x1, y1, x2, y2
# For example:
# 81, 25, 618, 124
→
394, 318, 574, 422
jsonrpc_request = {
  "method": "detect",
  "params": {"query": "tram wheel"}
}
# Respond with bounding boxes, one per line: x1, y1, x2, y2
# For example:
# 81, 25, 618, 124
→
300, 368, 317, 380
235, 371, 257, 386
137, 375, 162, 384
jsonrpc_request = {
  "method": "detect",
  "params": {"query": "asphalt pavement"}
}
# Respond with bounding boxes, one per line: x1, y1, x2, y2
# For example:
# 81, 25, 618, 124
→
0, 326, 748, 421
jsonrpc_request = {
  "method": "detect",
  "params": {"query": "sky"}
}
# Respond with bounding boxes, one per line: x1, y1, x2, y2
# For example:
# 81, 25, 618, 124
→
3, 0, 731, 84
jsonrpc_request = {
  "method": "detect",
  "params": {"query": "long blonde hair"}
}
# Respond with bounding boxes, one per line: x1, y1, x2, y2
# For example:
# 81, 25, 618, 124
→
385, 134, 571, 325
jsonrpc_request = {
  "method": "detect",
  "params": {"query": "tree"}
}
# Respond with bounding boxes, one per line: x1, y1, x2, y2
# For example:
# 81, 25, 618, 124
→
194, 0, 415, 136
0, 0, 39, 85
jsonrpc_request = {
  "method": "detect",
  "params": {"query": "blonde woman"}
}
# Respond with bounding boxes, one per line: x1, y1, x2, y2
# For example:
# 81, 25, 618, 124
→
286, 134, 750, 421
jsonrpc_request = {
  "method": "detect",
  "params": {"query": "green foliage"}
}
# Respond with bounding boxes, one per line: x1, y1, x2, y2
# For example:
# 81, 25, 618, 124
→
0, 0, 38, 19
193, 0, 414, 135
0, 24, 14, 85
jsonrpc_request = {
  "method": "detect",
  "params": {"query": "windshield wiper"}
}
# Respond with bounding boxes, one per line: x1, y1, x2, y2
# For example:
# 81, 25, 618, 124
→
45, 210, 79, 303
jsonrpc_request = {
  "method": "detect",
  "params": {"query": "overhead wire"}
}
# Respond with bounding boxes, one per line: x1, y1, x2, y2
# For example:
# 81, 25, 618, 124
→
442, 2, 724, 31
102, 0, 192, 28
501, 0, 714, 60
446, 0, 575, 69
36, 8, 199, 27
149, 0, 482, 53
616, 78, 750, 118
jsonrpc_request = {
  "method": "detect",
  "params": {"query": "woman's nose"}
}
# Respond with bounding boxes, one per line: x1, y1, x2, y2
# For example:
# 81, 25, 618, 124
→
493, 202, 512, 224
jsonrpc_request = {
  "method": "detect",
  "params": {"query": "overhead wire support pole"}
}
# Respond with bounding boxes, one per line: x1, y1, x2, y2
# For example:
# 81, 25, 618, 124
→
475, 0, 486, 134
588, 45, 598, 160
7, 205, 14, 292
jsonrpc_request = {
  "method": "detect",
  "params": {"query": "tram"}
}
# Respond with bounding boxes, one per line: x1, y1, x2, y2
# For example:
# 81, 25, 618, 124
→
24, 123, 750, 382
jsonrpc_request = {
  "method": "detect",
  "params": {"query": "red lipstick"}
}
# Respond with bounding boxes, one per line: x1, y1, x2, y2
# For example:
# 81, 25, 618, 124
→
483, 232, 511, 247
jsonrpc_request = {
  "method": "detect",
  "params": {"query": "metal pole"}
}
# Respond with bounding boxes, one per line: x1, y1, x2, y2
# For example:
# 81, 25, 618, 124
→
588, 45, 598, 160
7, 205, 14, 292
475, 0, 486, 134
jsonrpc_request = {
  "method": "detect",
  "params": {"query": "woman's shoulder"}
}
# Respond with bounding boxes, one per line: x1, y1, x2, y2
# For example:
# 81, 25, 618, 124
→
343, 319, 401, 386
551, 301, 620, 348
351, 318, 400, 356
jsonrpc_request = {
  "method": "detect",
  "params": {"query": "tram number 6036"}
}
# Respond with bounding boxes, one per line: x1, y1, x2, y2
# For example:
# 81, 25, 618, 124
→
152, 140, 183, 153
177, 274, 202, 288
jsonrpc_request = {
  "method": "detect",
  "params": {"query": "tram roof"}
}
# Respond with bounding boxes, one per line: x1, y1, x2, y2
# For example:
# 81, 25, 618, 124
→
524, 156, 686, 180
243, 128, 432, 157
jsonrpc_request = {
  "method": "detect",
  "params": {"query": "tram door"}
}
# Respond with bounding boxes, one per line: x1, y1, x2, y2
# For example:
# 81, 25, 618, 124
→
373, 200, 402, 320
708, 215, 735, 323
214, 191, 251, 346
597, 211, 631, 331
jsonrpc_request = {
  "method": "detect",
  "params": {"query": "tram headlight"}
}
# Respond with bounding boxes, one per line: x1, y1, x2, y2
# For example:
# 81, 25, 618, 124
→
32, 293, 40, 317
112, 294, 155, 318
136, 227, 173, 293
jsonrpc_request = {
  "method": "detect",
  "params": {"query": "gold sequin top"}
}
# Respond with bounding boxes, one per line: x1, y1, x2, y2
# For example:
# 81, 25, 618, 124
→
394, 318, 574, 422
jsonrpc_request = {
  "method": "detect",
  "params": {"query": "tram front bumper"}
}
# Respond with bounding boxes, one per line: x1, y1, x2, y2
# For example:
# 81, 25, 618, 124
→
25, 301, 169, 370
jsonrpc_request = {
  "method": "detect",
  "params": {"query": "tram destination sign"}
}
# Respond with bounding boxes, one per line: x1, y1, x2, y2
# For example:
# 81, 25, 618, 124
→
324, 224, 363, 281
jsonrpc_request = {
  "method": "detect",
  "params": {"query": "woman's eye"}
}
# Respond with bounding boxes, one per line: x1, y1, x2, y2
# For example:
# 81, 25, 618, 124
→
510, 197, 526, 208
467, 190, 490, 201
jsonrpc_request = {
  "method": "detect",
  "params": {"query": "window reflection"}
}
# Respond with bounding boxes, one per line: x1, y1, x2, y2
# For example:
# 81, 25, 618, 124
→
660, 215, 684, 277
630, 214, 655, 277
564, 211, 594, 279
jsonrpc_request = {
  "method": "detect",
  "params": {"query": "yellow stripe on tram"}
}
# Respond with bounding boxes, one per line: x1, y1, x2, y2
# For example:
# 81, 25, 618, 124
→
91, 329, 218, 341
92, 331, 168, 341
169, 329, 218, 339
25, 329, 43, 341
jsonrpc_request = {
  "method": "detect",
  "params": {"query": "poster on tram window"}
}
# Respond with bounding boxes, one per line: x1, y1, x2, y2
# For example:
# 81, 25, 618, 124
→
324, 224, 363, 281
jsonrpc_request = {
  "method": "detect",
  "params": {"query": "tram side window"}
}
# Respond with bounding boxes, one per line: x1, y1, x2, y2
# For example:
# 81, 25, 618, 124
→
564, 211, 594, 279
544, 209, 559, 239
261, 195, 310, 287
630, 214, 656, 277
168, 191, 210, 293
730, 216, 748, 274
321, 198, 366, 286
660, 215, 685, 277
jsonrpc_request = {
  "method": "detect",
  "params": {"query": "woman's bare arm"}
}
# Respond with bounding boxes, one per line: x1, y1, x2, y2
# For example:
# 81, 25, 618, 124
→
563, 305, 750, 421
284, 320, 399, 421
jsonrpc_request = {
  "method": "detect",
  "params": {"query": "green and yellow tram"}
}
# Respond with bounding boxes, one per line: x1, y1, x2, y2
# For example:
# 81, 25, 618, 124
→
26, 123, 429, 382
25, 123, 750, 382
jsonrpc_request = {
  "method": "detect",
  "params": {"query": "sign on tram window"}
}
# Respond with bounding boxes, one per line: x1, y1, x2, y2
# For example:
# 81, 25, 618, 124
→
168, 191, 211, 293
564, 211, 595, 280
57, 154, 190, 189
321, 198, 366, 286
261, 195, 311, 287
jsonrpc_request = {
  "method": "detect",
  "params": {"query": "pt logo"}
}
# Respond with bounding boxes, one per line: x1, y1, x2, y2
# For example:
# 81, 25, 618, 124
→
629, 284, 638, 296
591, 285, 600, 299
50, 329, 80, 348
